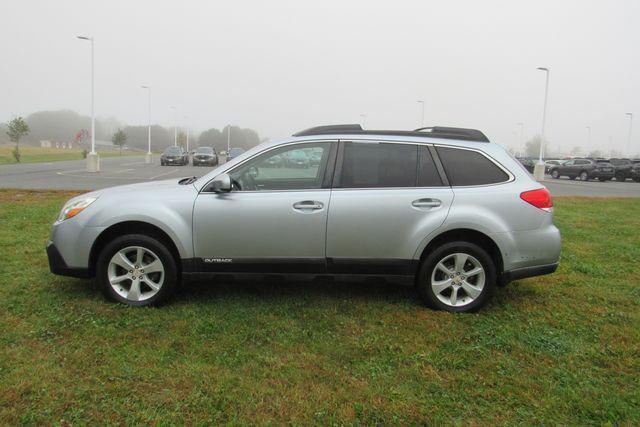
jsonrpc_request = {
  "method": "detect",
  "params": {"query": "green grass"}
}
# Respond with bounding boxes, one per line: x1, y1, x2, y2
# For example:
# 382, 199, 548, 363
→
0, 145, 145, 165
0, 190, 638, 425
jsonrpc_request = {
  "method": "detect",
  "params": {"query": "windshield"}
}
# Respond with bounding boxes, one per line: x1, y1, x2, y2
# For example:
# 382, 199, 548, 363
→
195, 147, 213, 154
164, 147, 182, 154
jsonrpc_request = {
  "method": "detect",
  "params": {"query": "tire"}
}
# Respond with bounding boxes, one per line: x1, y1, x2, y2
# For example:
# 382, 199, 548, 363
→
598, 177, 606, 182
616, 174, 625, 182
96, 234, 178, 307
580, 171, 589, 181
160, 160, 165, 166
416, 241, 496, 313
634, 178, 640, 183
570, 176, 576, 180
551, 170, 559, 179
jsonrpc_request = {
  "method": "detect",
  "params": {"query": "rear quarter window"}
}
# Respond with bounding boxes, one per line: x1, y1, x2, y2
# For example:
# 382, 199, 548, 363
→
436, 146, 509, 186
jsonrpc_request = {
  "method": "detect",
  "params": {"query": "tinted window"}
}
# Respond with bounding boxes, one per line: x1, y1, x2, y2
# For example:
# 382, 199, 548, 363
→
340, 142, 417, 188
229, 142, 333, 191
195, 147, 213, 154
418, 146, 443, 186
436, 147, 509, 186
164, 147, 182, 154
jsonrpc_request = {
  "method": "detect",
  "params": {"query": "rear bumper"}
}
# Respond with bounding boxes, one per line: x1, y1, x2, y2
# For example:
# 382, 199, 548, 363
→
501, 262, 558, 284
46, 241, 91, 278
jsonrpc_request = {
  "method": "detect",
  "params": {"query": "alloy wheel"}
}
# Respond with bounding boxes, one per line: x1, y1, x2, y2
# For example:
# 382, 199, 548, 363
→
430, 252, 485, 308
107, 246, 164, 302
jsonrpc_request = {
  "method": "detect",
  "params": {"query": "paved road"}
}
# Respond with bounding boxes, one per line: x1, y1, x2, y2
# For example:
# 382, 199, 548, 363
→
0, 156, 219, 190
1, 156, 639, 197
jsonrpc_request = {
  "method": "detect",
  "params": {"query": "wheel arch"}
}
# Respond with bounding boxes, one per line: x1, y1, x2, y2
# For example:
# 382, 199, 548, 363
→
89, 221, 182, 276
417, 228, 504, 277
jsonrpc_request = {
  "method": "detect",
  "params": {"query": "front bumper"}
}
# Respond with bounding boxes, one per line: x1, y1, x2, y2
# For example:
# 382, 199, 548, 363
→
46, 241, 91, 278
163, 158, 184, 164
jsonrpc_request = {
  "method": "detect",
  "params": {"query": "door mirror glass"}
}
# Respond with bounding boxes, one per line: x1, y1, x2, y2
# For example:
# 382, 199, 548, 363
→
209, 173, 231, 192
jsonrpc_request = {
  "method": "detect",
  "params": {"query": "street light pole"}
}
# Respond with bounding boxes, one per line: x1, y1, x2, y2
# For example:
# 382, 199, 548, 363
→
517, 122, 524, 156
533, 67, 550, 181
141, 85, 152, 163
227, 125, 231, 159
417, 100, 425, 127
626, 113, 633, 155
184, 116, 189, 152
77, 35, 100, 172
170, 106, 177, 147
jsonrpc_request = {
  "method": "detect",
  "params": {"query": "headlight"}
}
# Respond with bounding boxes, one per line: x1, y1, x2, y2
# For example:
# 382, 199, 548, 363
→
57, 197, 98, 222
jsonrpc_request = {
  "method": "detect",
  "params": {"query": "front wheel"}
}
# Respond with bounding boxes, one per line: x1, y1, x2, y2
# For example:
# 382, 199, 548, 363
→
551, 170, 559, 179
416, 241, 496, 312
580, 171, 589, 181
96, 234, 178, 306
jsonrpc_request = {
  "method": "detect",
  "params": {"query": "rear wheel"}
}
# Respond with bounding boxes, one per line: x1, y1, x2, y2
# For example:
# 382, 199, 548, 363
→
96, 234, 178, 306
416, 241, 496, 312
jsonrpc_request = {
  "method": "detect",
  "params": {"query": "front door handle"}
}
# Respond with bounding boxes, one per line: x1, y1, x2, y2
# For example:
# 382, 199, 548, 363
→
293, 200, 324, 211
412, 198, 442, 209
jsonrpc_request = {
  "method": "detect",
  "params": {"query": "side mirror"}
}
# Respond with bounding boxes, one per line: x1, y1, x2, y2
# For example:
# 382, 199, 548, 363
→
208, 173, 232, 193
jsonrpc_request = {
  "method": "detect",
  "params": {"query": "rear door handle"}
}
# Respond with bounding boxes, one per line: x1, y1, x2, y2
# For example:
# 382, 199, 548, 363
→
412, 198, 442, 209
293, 200, 324, 211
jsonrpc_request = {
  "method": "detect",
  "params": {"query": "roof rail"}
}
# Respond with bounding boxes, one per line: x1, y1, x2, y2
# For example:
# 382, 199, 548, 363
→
413, 126, 489, 142
292, 124, 489, 142
292, 124, 363, 137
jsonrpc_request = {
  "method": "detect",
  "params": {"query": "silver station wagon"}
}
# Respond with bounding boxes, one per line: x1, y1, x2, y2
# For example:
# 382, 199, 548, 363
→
47, 124, 561, 312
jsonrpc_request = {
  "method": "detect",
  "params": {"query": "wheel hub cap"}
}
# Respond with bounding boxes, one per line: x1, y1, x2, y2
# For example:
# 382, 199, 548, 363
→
107, 246, 165, 302
430, 252, 485, 307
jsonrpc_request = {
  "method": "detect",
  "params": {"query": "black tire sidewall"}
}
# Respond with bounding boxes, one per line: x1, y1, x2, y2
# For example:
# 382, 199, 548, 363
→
96, 234, 178, 306
416, 241, 496, 313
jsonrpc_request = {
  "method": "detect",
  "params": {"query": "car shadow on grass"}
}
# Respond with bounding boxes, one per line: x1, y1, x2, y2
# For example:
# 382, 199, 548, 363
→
177, 275, 422, 306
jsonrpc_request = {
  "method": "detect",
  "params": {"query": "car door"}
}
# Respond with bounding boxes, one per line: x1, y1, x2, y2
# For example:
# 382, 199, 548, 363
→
560, 160, 574, 176
325, 141, 453, 275
192, 141, 336, 273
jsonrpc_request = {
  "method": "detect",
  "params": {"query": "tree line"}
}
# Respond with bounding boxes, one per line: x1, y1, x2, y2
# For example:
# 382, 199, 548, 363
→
1, 110, 264, 153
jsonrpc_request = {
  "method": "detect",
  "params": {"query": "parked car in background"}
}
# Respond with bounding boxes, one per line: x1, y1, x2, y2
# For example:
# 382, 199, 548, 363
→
286, 150, 310, 168
263, 154, 284, 168
609, 158, 635, 182
192, 147, 218, 166
631, 160, 640, 182
160, 146, 189, 166
47, 124, 560, 313
227, 147, 245, 162
544, 159, 564, 174
548, 158, 615, 181
517, 158, 535, 173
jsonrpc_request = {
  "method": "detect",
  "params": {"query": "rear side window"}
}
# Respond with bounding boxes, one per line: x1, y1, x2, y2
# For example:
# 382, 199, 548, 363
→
340, 142, 417, 188
436, 147, 509, 186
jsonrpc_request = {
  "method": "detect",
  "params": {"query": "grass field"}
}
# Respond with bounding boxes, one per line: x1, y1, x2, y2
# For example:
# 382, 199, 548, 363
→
0, 190, 638, 425
0, 145, 145, 164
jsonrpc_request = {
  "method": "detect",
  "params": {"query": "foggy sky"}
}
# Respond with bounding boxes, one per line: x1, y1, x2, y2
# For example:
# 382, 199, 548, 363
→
1, 0, 639, 155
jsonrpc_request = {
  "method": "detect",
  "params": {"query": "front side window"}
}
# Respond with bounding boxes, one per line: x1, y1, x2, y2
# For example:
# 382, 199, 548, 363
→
339, 142, 417, 188
436, 147, 509, 186
228, 142, 333, 191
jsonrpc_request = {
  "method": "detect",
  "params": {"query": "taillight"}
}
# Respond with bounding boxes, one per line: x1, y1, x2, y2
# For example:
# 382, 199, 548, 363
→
520, 188, 553, 211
